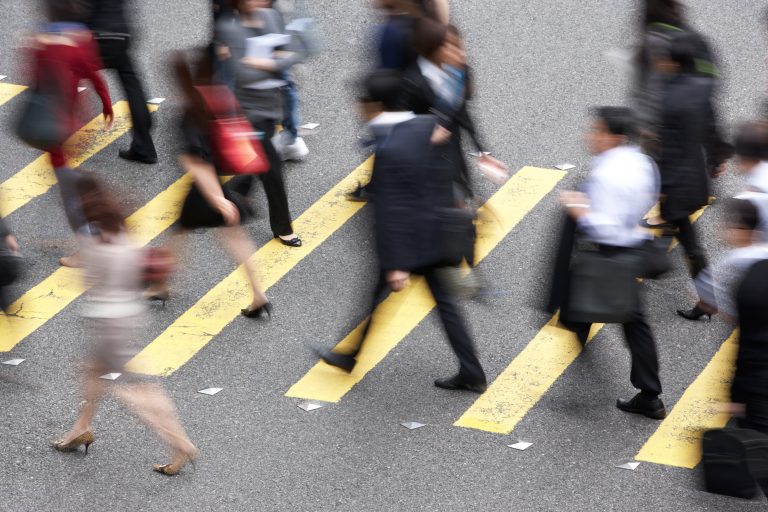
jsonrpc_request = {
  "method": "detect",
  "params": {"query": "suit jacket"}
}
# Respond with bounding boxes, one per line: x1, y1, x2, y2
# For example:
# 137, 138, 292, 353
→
85, 0, 132, 36
732, 259, 768, 404
658, 74, 730, 220
400, 62, 485, 197
373, 115, 457, 271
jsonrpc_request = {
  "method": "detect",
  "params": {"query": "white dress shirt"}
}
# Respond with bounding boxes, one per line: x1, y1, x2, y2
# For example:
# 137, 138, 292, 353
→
695, 244, 768, 317
737, 161, 768, 242
579, 145, 660, 248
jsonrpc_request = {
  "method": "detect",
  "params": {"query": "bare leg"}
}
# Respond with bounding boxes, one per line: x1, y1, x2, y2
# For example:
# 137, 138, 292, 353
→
215, 226, 267, 309
113, 382, 197, 465
59, 369, 107, 443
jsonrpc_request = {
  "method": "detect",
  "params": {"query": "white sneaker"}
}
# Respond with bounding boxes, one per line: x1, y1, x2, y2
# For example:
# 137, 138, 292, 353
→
279, 137, 309, 161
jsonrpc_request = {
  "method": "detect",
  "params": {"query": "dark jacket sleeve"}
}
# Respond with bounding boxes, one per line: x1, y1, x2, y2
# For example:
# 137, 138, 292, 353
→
0, 217, 11, 239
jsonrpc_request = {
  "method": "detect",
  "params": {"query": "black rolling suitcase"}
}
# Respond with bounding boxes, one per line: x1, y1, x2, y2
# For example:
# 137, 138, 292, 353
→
702, 428, 768, 499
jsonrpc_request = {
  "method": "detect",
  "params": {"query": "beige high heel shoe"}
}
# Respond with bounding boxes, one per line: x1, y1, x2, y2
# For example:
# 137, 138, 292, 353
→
153, 447, 198, 476
52, 431, 95, 454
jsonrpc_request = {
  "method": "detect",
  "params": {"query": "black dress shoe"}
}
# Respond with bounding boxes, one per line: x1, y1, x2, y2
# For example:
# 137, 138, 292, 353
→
119, 149, 158, 164
434, 375, 487, 393
275, 235, 302, 247
314, 348, 356, 373
616, 392, 666, 420
676, 305, 712, 321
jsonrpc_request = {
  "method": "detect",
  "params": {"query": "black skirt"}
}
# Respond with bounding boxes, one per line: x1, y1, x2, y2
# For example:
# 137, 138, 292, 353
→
179, 179, 254, 229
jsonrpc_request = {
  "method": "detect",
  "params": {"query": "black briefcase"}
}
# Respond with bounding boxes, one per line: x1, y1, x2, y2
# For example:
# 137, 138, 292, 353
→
701, 428, 768, 499
563, 248, 641, 324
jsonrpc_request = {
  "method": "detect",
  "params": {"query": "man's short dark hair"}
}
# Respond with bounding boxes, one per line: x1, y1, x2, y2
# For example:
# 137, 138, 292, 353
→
734, 121, 768, 161
361, 70, 403, 111
726, 198, 760, 231
591, 106, 638, 140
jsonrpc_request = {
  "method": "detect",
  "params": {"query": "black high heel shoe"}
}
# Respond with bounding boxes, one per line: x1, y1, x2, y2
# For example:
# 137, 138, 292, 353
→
241, 302, 273, 319
676, 306, 712, 321
275, 235, 302, 248
143, 290, 169, 308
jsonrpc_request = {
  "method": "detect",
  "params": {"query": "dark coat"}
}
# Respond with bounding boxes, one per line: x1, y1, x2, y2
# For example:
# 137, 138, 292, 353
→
85, 0, 132, 36
400, 63, 485, 198
372, 115, 458, 271
658, 74, 730, 221
732, 259, 768, 407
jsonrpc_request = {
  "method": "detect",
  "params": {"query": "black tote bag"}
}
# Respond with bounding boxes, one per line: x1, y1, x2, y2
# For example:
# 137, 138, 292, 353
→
563, 248, 642, 324
15, 64, 67, 152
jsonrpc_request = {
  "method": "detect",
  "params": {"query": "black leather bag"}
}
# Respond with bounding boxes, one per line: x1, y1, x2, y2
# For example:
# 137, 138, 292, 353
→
435, 207, 475, 267
563, 248, 642, 324
0, 251, 23, 287
701, 428, 768, 499
638, 236, 673, 279
15, 83, 66, 152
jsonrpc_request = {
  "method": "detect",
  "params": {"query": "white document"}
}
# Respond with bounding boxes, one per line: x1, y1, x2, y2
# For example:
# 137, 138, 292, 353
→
246, 33, 292, 59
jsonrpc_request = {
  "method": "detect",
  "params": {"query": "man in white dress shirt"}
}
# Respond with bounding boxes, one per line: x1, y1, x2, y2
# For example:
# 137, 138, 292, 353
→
559, 106, 666, 420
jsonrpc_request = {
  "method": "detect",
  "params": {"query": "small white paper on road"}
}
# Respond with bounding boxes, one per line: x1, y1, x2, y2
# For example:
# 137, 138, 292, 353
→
617, 461, 640, 471
246, 33, 291, 58
2, 358, 25, 366
300, 123, 320, 130
400, 422, 426, 430
99, 372, 121, 381
77, 86, 87, 93
0, 75, 7, 81
297, 401, 324, 412
198, 387, 223, 396
147, 98, 165, 105
508, 441, 533, 451
555, 164, 576, 171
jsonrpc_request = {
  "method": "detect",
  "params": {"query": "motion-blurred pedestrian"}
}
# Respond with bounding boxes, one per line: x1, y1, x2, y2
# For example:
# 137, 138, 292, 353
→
18, 0, 114, 267
556, 106, 666, 419
52, 176, 197, 476
0, 215, 21, 313
215, 0, 303, 247
85, 0, 158, 164
143, 50, 271, 319
316, 71, 487, 392
648, 33, 730, 285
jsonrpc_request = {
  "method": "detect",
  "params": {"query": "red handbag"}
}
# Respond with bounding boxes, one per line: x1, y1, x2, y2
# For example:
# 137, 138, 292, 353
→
194, 85, 270, 175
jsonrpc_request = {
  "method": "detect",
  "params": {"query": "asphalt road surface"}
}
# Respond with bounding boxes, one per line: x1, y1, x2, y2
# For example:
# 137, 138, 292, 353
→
1, 1, 767, 510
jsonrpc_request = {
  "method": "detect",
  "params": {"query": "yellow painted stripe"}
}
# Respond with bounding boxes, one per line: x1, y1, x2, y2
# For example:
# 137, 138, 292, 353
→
126, 157, 375, 376
455, 204, 711, 434
636, 331, 738, 469
0, 101, 159, 217
0, 83, 27, 107
0, 175, 191, 352
284, 167, 566, 403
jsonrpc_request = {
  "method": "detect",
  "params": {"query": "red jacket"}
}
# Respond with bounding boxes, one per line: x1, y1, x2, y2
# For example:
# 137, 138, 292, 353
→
30, 30, 112, 167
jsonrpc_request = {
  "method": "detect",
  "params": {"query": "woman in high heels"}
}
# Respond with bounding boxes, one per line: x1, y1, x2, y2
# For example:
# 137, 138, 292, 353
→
142, 50, 271, 319
53, 176, 197, 476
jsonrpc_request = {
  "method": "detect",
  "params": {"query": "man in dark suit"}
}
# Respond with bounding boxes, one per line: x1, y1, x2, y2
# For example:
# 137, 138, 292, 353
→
86, 0, 158, 164
317, 70, 487, 393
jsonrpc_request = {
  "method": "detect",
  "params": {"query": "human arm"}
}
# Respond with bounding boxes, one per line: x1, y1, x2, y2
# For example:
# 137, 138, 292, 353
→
80, 35, 113, 127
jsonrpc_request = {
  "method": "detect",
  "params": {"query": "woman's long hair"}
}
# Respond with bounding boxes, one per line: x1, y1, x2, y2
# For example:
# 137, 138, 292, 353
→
77, 176, 126, 236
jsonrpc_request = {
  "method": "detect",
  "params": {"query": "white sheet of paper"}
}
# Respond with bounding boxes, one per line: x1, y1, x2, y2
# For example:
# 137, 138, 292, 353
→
246, 33, 292, 59
2, 358, 25, 366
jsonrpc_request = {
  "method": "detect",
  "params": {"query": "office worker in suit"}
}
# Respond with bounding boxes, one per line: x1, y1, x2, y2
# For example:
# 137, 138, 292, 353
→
558, 106, 666, 419
647, 32, 730, 281
316, 70, 487, 393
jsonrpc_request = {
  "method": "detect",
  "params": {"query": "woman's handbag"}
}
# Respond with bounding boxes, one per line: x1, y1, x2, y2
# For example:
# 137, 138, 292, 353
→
194, 85, 270, 176
15, 83, 67, 152
563, 247, 642, 324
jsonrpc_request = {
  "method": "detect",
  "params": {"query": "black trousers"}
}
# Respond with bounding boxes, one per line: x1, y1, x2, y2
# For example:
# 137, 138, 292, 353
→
670, 216, 707, 277
95, 37, 156, 159
562, 308, 662, 397
235, 118, 294, 237
346, 268, 486, 384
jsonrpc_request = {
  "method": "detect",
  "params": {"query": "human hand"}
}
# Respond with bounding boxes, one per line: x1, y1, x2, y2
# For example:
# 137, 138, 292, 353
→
386, 270, 411, 291
215, 197, 240, 226
103, 110, 114, 130
711, 162, 727, 179
241, 57, 278, 72
719, 402, 746, 417
430, 125, 452, 145
559, 191, 590, 218
477, 154, 509, 184
4, 234, 19, 255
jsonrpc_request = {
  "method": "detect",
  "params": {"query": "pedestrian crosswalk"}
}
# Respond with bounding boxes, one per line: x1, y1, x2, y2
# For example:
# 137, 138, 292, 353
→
0, 81, 739, 473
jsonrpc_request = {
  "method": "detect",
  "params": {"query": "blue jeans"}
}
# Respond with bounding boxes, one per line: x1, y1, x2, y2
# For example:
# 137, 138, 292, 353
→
279, 72, 300, 143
